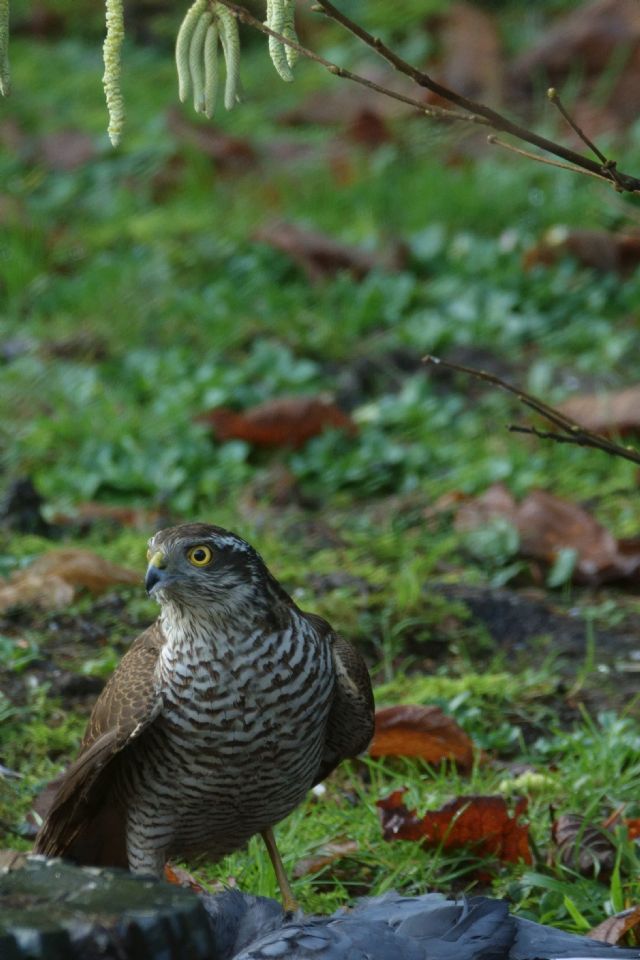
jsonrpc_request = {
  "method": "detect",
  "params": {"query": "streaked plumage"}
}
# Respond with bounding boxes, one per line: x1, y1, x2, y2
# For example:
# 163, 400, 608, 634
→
35, 523, 374, 898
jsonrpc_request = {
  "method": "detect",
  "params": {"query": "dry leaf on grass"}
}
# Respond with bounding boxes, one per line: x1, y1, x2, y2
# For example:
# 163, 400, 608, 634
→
0, 550, 139, 613
524, 228, 640, 275
510, 0, 640, 88
163, 864, 208, 893
625, 818, 640, 840
370, 705, 475, 770
589, 905, 640, 945
551, 813, 616, 879
199, 395, 356, 450
426, 2, 503, 106
557, 386, 640, 437
278, 64, 413, 128
509, 0, 640, 134
252, 221, 404, 283
52, 502, 166, 531
293, 839, 358, 879
377, 789, 532, 866
455, 484, 640, 585
166, 108, 258, 173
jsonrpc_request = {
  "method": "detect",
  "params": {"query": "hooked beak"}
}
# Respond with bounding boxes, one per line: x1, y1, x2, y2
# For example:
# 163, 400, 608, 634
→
145, 550, 167, 595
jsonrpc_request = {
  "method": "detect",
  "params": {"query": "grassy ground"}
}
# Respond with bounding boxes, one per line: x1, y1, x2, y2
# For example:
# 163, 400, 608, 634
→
2, 0, 640, 937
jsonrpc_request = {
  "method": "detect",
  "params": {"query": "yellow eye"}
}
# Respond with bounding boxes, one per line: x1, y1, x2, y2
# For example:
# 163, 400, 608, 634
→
187, 545, 213, 567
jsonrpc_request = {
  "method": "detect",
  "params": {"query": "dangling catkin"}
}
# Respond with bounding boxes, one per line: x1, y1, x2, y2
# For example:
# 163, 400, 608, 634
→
265, 0, 293, 82
282, 0, 299, 71
217, 4, 240, 110
103, 0, 125, 146
176, 0, 207, 103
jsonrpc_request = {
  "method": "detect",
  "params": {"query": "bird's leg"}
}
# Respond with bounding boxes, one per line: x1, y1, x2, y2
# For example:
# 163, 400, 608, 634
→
260, 826, 298, 913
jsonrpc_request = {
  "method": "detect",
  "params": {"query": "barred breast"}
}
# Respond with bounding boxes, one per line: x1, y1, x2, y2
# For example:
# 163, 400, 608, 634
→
121, 610, 334, 875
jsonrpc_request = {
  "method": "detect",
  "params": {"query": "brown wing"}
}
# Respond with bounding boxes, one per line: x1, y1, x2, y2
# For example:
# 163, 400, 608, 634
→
315, 629, 374, 785
34, 622, 166, 865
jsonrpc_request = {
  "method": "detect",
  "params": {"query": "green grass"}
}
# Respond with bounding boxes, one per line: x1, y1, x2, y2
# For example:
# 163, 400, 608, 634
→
2, 0, 640, 940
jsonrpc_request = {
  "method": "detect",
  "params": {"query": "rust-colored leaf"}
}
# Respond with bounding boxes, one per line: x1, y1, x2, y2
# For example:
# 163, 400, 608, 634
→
0, 550, 139, 613
455, 483, 640, 585
163, 864, 207, 893
589, 905, 640, 945
370, 705, 475, 770
625, 818, 640, 840
253, 220, 404, 283
551, 813, 616, 879
524, 228, 640, 275
292, 839, 358, 879
557, 385, 640, 437
199, 395, 356, 450
377, 790, 532, 865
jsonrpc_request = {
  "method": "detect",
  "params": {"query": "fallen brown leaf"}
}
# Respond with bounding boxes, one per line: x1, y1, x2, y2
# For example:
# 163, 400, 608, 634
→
0, 550, 139, 612
551, 813, 616, 879
278, 63, 413, 127
509, 0, 640, 134
163, 864, 208, 893
377, 789, 532, 866
52, 502, 166, 531
199, 395, 356, 450
557, 385, 640, 437
252, 220, 404, 283
166, 108, 258, 173
292, 839, 358, 879
524, 228, 640, 275
625, 818, 640, 840
370, 705, 475, 770
510, 0, 640, 88
426, 2, 503, 106
589, 905, 640, 945
455, 483, 640, 585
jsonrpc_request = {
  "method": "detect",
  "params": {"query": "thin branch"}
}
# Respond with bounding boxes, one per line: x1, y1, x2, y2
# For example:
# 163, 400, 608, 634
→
487, 136, 613, 184
312, 0, 640, 194
217, 0, 490, 126
422, 355, 640, 466
546, 87, 607, 164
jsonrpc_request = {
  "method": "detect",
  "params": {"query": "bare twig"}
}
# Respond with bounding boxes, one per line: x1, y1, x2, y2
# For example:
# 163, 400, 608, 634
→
546, 87, 607, 164
311, 0, 640, 194
217, 0, 489, 125
487, 136, 613, 184
423, 355, 640, 466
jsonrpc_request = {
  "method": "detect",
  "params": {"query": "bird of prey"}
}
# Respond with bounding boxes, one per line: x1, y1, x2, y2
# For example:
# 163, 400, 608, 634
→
34, 522, 374, 910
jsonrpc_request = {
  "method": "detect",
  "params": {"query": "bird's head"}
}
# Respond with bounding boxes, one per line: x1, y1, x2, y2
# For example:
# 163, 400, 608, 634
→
145, 523, 286, 617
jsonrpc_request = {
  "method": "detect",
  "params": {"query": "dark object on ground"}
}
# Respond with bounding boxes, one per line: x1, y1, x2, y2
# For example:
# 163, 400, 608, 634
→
1, 477, 52, 537
2, 859, 640, 960
0, 857, 215, 960
34, 523, 374, 911
219, 889, 640, 959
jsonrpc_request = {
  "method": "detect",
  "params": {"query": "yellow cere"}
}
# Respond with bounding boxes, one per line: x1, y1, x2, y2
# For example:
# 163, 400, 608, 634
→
187, 545, 213, 567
